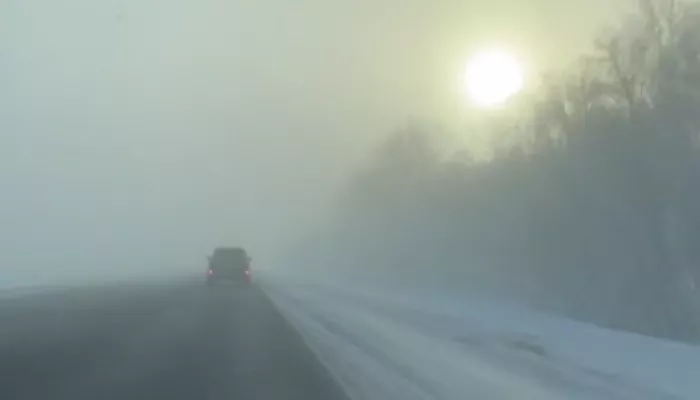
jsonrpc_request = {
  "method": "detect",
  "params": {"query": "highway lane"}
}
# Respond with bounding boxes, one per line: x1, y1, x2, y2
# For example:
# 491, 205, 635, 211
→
0, 281, 348, 400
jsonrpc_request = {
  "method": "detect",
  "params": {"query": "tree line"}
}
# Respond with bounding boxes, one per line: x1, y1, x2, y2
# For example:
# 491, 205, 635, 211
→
298, 0, 700, 342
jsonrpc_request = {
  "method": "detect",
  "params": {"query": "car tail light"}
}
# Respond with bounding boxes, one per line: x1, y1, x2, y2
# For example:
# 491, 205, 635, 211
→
207, 269, 214, 275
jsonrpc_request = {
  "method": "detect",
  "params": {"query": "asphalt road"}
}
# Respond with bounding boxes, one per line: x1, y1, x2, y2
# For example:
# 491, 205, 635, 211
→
0, 281, 348, 400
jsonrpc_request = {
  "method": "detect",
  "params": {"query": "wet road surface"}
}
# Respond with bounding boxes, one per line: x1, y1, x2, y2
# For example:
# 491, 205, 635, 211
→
0, 281, 348, 400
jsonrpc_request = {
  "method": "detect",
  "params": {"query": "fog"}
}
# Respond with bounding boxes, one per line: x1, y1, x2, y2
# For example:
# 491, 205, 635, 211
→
2, 0, 634, 286
301, 0, 700, 343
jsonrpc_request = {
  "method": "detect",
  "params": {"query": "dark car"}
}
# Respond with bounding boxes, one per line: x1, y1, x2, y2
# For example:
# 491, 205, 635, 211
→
206, 247, 252, 286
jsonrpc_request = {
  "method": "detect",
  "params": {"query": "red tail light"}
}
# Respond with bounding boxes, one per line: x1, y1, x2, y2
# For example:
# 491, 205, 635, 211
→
207, 269, 213, 275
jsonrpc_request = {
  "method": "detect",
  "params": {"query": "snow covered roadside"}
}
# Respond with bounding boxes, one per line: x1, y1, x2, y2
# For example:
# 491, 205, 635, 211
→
261, 277, 700, 400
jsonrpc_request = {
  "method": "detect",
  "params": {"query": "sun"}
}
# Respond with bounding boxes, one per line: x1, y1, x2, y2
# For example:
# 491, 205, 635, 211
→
464, 49, 524, 107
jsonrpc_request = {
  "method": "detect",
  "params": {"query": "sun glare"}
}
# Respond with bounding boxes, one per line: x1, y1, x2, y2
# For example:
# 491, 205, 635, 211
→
464, 50, 524, 107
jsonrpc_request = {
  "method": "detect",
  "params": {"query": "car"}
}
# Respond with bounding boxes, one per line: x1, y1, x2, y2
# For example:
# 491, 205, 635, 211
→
206, 247, 252, 287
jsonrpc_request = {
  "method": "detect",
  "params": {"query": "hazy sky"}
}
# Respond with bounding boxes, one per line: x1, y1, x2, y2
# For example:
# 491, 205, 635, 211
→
1, 0, 634, 284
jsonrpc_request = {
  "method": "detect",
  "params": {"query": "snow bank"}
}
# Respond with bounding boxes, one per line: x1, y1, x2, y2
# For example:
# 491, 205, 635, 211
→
261, 276, 700, 400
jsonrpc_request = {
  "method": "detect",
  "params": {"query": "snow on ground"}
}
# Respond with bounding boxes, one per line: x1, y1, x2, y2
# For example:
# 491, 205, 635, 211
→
260, 275, 700, 400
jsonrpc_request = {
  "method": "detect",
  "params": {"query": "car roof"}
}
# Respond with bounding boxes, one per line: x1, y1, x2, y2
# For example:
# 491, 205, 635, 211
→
213, 247, 247, 255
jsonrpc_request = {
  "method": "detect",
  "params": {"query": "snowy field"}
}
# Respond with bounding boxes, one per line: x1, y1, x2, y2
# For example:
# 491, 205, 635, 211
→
260, 276, 700, 400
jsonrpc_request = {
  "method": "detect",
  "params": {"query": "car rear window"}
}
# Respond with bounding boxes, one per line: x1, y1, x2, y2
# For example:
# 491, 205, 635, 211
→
210, 248, 249, 268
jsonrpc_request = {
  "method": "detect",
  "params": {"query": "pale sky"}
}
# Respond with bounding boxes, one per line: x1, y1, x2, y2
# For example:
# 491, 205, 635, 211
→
0, 0, 634, 284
